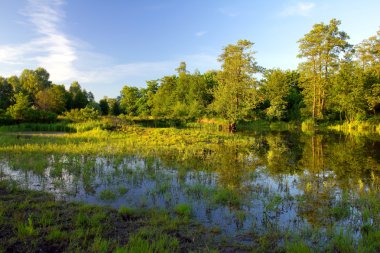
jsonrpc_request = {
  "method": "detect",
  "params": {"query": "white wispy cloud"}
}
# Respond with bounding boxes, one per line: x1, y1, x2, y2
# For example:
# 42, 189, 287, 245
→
0, 0, 78, 81
195, 31, 207, 37
280, 2, 315, 17
0, 0, 220, 99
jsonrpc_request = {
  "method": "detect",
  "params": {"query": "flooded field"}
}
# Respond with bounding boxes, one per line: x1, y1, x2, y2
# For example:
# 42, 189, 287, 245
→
1, 127, 380, 250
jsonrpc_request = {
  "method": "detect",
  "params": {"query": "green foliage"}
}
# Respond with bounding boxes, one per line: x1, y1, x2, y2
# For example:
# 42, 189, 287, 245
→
0, 25, 379, 129
99, 189, 117, 201
19, 67, 51, 103
328, 231, 355, 253
213, 188, 242, 207
46, 227, 68, 241
123, 231, 180, 253
118, 206, 138, 217
120, 85, 140, 116
67, 81, 92, 109
7, 92, 31, 121
330, 61, 366, 122
298, 19, 350, 119
210, 40, 258, 127
63, 107, 99, 122
285, 241, 312, 253
0, 77, 13, 110
174, 203, 192, 217
16, 216, 36, 239
36, 84, 67, 114
99, 98, 109, 115
262, 69, 291, 120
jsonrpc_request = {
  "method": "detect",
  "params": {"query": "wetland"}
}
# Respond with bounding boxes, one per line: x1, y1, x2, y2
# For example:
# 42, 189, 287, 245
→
1, 124, 380, 252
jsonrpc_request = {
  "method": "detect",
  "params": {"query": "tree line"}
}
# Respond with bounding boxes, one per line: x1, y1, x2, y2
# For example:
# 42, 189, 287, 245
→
0, 19, 379, 129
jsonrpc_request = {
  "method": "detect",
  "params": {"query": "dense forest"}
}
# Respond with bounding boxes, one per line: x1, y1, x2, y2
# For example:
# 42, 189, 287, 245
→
0, 19, 379, 130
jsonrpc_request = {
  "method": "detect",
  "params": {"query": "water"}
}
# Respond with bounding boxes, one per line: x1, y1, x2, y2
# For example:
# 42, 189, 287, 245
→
1, 130, 380, 241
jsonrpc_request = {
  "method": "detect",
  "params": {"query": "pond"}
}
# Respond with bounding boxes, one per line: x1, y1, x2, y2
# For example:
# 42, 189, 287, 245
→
1, 128, 380, 245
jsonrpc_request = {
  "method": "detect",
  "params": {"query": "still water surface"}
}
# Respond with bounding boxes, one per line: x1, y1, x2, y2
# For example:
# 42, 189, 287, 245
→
1, 131, 380, 240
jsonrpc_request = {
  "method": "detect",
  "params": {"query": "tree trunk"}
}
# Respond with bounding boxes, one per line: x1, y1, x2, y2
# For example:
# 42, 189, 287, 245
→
229, 122, 237, 133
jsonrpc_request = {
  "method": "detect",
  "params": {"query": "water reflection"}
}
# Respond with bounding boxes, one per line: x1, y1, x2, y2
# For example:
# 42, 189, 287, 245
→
1, 131, 380, 239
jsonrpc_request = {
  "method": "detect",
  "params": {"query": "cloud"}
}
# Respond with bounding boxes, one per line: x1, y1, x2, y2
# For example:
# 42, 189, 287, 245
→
280, 2, 315, 17
0, 0, 78, 82
0, 0, 220, 99
195, 31, 207, 37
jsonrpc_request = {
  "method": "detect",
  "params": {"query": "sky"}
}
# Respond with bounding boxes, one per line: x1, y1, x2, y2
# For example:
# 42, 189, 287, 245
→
0, 0, 379, 100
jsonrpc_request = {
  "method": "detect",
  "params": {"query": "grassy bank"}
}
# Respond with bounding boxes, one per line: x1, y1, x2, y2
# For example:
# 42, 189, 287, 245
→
0, 180, 223, 253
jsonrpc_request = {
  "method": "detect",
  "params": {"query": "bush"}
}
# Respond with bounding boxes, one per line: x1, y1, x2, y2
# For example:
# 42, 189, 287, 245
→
63, 107, 99, 122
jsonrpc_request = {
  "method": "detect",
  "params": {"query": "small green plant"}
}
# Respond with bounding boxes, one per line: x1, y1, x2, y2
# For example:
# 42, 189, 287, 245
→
91, 236, 110, 253
16, 216, 36, 239
40, 210, 54, 228
75, 212, 90, 228
99, 189, 117, 201
329, 230, 355, 253
174, 203, 192, 218
213, 188, 242, 207
47, 227, 67, 241
285, 241, 312, 253
125, 231, 180, 253
118, 186, 128, 195
118, 206, 138, 217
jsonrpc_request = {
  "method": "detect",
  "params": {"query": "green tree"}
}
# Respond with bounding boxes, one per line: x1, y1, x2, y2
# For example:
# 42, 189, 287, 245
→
68, 81, 89, 109
136, 80, 159, 116
298, 19, 350, 119
210, 40, 258, 131
355, 29, 380, 70
0, 77, 13, 110
7, 92, 32, 121
108, 98, 121, 116
36, 84, 67, 114
152, 75, 177, 117
99, 97, 110, 115
366, 83, 380, 115
19, 68, 52, 103
330, 60, 366, 122
120, 85, 140, 116
7, 75, 22, 93
262, 69, 291, 120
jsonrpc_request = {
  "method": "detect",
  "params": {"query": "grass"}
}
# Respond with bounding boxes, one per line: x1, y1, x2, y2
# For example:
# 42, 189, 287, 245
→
212, 188, 243, 207
120, 230, 180, 253
174, 203, 192, 218
1, 122, 380, 252
16, 216, 37, 239
99, 189, 117, 201
285, 241, 312, 253
0, 180, 223, 252
118, 206, 138, 217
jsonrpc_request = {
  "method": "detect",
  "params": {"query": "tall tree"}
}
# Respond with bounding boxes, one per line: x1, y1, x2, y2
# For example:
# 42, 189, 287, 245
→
210, 40, 258, 131
298, 19, 350, 119
355, 29, 380, 70
68, 81, 89, 109
19, 68, 52, 103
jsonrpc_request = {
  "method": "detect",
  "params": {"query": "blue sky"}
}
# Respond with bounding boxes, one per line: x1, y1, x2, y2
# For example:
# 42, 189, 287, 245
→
0, 0, 379, 100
